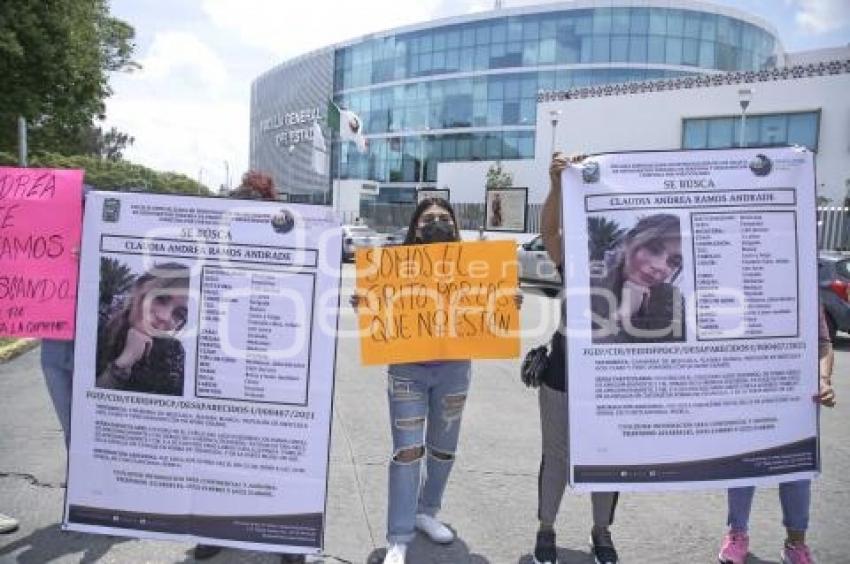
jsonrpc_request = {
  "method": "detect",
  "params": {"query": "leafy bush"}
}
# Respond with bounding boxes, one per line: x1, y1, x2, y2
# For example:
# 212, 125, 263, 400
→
0, 151, 211, 195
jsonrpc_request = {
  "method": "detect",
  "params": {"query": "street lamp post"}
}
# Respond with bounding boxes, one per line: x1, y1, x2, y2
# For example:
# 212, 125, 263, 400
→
549, 110, 561, 156
738, 88, 753, 148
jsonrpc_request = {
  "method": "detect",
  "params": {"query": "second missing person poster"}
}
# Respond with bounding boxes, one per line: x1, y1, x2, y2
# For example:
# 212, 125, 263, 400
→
560, 147, 819, 491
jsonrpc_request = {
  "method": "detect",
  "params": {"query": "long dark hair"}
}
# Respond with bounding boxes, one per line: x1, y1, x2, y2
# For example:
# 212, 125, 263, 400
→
403, 197, 461, 245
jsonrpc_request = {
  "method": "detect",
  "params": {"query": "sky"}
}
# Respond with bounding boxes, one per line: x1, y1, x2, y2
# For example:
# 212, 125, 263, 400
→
105, 0, 850, 191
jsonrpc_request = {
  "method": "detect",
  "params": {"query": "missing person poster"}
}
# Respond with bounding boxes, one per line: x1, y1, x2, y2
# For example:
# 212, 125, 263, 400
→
562, 147, 818, 491
355, 240, 520, 365
0, 167, 83, 339
485, 187, 528, 232
64, 192, 341, 553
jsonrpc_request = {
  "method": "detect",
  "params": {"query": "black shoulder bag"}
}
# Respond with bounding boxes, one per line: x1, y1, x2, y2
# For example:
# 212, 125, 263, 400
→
521, 343, 550, 388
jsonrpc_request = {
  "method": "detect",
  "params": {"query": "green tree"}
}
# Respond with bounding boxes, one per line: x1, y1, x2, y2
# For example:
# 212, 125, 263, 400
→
485, 162, 514, 189
73, 126, 135, 161
0, 0, 138, 156
0, 151, 211, 195
587, 216, 625, 261
98, 257, 134, 308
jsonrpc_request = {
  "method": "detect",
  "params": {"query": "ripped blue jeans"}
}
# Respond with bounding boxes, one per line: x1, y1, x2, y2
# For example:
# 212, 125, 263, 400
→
386, 360, 471, 544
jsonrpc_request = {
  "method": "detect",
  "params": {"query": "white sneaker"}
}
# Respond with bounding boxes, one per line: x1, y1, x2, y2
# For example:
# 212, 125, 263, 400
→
0, 513, 19, 534
383, 543, 407, 564
415, 513, 454, 544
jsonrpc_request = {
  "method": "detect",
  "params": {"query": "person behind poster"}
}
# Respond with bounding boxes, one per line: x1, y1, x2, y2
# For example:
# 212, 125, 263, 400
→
189, 172, 308, 564
352, 197, 521, 564
589, 213, 685, 343
34, 186, 86, 541
41, 186, 88, 450
532, 152, 621, 564
717, 304, 836, 564
95, 262, 189, 396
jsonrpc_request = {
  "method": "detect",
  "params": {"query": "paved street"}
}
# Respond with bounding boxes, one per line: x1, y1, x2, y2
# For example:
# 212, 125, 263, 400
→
1, 264, 849, 563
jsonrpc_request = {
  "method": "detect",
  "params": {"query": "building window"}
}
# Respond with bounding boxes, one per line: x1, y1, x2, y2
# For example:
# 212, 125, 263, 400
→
683, 119, 708, 149
707, 117, 734, 148
682, 111, 820, 151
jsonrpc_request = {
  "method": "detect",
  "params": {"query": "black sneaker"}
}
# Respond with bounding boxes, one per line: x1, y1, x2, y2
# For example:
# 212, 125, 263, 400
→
589, 528, 619, 564
193, 544, 223, 560
533, 529, 557, 564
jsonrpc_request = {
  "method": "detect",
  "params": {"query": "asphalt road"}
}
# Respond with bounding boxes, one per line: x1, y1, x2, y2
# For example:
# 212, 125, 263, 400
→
1, 265, 848, 563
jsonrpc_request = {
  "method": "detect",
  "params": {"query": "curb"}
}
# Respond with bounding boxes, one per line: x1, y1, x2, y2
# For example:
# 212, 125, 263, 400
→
0, 339, 39, 364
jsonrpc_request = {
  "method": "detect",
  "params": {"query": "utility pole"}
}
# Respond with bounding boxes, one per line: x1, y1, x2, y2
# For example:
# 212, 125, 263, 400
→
17, 116, 27, 166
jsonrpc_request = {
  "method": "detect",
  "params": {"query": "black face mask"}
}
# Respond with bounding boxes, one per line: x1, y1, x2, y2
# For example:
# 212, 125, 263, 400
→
417, 220, 455, 244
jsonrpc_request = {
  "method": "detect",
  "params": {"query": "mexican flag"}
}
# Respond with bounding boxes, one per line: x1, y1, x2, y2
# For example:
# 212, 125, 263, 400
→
327, 100, 367, 153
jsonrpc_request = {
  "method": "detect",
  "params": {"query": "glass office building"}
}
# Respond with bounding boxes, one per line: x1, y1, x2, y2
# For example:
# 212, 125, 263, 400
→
250, 1, 782, 203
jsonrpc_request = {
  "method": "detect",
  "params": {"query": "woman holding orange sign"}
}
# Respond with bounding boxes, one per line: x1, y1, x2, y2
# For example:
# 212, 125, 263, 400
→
352, 197, 521, 564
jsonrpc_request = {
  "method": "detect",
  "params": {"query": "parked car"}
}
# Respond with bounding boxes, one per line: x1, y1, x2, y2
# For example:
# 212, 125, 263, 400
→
342, 225, 384, 262
818, 251, 850, 339
383, 227, 410, 246
518, 234, 561, 294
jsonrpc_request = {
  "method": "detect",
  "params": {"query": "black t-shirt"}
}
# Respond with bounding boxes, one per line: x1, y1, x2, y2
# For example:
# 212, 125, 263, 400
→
124, 338, 185, 396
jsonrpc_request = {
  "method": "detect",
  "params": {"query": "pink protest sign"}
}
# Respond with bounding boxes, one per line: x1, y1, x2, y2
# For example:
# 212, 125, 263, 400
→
0, 167, 84, 340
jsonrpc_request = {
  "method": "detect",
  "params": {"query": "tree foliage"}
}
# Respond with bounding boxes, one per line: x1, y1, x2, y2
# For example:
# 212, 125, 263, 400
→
98, 257, 134, 307
79, 126, 135, 161
485, 162, 514, 189
0, 151, 211, 195
0, 0, 138, 156
587, 216, 626, 261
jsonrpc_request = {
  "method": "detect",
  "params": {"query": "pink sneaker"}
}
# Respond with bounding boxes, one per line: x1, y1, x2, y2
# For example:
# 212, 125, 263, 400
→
781, 542, 816, 564
718, 531, 749, 564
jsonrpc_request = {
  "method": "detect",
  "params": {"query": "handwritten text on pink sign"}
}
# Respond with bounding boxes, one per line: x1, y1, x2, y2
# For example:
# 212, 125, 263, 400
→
0, 168, 83, 339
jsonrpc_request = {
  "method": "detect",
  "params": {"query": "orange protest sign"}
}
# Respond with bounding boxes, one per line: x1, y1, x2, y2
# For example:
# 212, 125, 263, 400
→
355, 240, 520, 365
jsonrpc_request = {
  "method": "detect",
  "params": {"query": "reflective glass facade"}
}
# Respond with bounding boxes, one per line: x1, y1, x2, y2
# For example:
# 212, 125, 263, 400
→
682, 111, 820, 151
252, 4, 781, 203
336, 8, 776, 90
330, 6, 778, 201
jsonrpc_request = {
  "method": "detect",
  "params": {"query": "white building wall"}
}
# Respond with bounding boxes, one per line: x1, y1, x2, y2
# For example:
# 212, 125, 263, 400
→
785, 46, 850, 66
537, 71, 850, 203
332, 179, 379, 217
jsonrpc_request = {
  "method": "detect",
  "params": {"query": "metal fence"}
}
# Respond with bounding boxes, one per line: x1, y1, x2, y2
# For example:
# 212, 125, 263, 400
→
818, 207, 849, 251
344, 204, 849, 250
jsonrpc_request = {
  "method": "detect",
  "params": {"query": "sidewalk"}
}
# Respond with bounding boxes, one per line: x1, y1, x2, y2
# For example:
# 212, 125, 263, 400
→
1, 281, 849, 562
